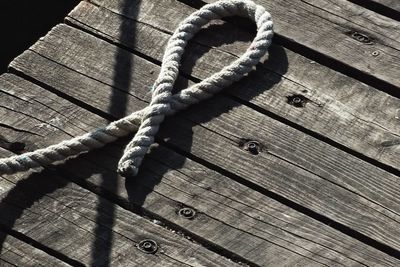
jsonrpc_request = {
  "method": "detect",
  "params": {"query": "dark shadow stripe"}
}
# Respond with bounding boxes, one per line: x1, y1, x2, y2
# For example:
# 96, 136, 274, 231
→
58, 167, 261, 267
345, 0, 400, 22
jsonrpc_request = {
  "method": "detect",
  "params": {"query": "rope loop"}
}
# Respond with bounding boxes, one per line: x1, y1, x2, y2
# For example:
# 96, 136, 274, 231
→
0, 0, 273, 177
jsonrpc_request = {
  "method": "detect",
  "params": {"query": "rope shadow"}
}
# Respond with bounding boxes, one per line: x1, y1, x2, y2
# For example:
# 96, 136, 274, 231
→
0, 10, 288, 267
125, 21, 289, 214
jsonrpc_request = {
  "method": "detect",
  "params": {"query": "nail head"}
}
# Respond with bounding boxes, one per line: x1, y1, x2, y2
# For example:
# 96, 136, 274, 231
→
178, 207, 196, 219
244, 140, 260, 155
287, 94, 308, 108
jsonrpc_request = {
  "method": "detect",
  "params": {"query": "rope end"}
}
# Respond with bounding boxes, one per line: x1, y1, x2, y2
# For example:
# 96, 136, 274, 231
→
117, 160, 139, 177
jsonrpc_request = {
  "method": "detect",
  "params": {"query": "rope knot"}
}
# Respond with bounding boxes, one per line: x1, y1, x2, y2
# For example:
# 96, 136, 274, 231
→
0, 0, 273, 177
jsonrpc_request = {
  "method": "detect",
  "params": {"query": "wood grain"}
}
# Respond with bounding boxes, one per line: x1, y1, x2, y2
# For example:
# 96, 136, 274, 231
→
301, 0, 400, 40
1, 71, 399, 266
66, 0, 400, 175
0, 234, 69, 267
8, 24, 400, 255
88, 0, 400, 90
0, 79, 237, 267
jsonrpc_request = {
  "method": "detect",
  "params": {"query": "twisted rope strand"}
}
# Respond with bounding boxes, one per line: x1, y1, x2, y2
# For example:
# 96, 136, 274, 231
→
0, 0, 273, 177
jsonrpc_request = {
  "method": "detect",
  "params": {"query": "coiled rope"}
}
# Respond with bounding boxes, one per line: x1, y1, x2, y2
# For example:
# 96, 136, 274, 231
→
0, 0, 273, 177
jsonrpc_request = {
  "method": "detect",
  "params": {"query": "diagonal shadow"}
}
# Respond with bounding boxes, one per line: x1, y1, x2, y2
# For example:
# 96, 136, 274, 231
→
0, 8, 288, 267
0, 0, 141, 265
125, 22, 288, 210
89, 0, 141, 266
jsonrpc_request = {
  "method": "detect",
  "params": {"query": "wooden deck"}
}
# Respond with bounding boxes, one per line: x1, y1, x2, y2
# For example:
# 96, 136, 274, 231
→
1, 0, 400, 266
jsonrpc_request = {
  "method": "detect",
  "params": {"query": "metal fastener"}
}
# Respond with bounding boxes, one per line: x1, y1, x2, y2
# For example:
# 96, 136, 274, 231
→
244, 140, 260, 155
287, 94, 308, 108
137, 239, 158, 254
292, 96, 302, 104
178, 207, 196, 219
350, 32, 372, 44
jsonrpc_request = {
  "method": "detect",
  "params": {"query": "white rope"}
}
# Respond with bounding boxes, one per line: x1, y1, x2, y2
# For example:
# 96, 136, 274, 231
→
0, 0, 273, 177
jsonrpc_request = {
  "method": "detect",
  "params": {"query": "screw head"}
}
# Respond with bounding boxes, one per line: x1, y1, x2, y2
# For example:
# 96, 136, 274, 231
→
178, 207, 196, 219
350, 32, 372, 44
245, 141, 260, 155
137, 239, 158, 254
292, 96, 302, 104
287, 94, 308, 108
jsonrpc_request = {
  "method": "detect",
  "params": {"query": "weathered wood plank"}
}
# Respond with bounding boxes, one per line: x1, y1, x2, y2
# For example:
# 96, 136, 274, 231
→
66, 1, 400, 177
71, 143, 400, 266
8, 24, 400, 256
1, 71, 399, 266
0, 78, 238, 267
300, 0, 400, 41
0, 234, 70, 267
87, 0, 400, 90
0, 163, 237, 266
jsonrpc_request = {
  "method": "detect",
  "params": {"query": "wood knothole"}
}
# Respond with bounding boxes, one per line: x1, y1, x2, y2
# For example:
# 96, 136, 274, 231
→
347, 31, 374, 45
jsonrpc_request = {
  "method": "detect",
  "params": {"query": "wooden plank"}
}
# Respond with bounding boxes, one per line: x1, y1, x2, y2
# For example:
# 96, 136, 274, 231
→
8, 24, 400, 256
86, 0, 400, 90
66, 1, 400, 175
1, 72, 399, 266
0, 163, 237, 266
0, 234, 69, 267
0, 78, 238, 267
300, 0, 400, 41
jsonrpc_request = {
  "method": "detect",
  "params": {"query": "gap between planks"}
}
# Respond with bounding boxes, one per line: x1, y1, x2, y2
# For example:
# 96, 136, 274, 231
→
64, 0, 400, 178
6, 21, 400, 264
1, 73, 400, 266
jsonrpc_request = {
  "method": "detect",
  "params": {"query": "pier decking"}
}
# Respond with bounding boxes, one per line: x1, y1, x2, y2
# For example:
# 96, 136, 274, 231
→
1, 0, 400, 266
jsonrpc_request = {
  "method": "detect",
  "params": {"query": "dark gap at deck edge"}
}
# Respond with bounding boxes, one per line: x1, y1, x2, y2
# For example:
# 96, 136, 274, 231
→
0, 222, 85, 267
